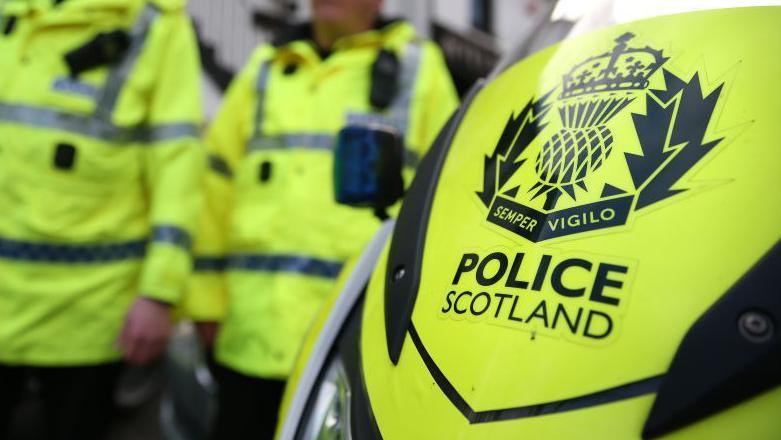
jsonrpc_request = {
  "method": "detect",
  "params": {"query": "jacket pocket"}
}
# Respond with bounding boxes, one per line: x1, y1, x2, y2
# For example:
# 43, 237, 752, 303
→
0, 131, 144, 241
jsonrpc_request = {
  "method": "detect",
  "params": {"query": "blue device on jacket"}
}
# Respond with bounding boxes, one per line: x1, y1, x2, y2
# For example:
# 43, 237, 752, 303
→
334, 123, 404, 218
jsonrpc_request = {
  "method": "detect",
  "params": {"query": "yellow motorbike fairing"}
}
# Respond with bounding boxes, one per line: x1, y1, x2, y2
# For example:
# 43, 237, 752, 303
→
361, 7, 781, 439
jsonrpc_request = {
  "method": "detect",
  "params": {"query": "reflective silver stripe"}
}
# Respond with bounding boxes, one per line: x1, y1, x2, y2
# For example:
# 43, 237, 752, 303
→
139, 123, 200, 142
391, 42, 423, 138
247, 43, 422, 164
247, 132, 333, 152
345, 112, 403, 131
253, 61, 272, 137
94, 4, 160, 120
0, 102, 119, 140
246, 129, 420, 167
392, 42, 423, 167
0, 102, 198, 143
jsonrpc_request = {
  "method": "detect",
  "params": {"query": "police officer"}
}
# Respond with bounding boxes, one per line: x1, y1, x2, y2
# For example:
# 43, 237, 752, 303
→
0, 0, 203, 438
185, 0, 458, 437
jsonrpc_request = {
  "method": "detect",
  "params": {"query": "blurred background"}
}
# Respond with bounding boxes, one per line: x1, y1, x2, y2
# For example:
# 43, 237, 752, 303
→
5, 1, 559, 439
191, 0, 560, 118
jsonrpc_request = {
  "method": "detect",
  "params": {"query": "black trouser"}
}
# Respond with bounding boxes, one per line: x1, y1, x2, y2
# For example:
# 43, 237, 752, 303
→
0, 362, 121, 440
211, 363, 286, 440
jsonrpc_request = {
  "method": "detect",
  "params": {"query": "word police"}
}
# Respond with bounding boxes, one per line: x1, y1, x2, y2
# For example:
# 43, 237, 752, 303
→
440, 252, 629, 341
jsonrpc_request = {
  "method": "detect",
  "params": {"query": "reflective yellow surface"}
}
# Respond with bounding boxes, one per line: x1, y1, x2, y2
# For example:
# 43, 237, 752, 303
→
362, 7, 781, 438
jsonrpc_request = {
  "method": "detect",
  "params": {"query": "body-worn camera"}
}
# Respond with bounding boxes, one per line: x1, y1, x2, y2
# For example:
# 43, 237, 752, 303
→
333, 123, 404, 218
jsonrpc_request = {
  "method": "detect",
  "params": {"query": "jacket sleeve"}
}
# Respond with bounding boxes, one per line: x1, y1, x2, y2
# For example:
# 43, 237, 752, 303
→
136, 9, 205, 305
180, 46, 273, 321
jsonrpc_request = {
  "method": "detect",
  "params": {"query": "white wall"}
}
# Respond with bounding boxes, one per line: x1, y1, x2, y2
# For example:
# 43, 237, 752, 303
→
189, 0, 270, 71
430, 0, 470, 32
189, 0, 283, 118
190, 0, 554, 70
493, 0, 554, 51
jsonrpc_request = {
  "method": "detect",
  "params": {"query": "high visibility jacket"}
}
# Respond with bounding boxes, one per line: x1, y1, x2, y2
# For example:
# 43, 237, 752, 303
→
186, 20, 458, 378
0, 0, 203, 366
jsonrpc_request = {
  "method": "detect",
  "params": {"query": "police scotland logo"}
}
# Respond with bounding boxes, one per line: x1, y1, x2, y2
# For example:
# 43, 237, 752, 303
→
415, 9, 778, 429
476, 33, 725, 242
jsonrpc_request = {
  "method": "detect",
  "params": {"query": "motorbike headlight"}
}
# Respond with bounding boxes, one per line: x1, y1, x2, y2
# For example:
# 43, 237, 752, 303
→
300, 358, 352, 440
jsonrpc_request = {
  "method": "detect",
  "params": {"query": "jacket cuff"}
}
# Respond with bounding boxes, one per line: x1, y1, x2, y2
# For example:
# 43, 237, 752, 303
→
139, 226, 193, 305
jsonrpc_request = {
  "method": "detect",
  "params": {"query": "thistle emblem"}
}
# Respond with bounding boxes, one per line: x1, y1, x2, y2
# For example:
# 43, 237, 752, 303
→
531, 33, 666, 209
475, 32, 725, 243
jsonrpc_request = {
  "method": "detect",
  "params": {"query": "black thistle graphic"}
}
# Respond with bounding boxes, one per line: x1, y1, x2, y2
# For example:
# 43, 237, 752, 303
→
530, 32, 667, 210
475, 32, 726, 244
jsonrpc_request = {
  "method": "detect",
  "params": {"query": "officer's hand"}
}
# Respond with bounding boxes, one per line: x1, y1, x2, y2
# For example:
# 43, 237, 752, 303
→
117, 296, 172, 365
195, 321, 220, 347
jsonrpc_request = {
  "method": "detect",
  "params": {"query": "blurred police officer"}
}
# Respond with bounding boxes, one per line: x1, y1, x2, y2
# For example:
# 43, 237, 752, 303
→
185, 0, 458, 437
0, 0, 203, 438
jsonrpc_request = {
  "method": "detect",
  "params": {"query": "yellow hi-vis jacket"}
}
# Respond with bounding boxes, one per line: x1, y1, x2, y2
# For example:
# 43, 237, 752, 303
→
185, 20, 458, 378
0, 0, 203, 366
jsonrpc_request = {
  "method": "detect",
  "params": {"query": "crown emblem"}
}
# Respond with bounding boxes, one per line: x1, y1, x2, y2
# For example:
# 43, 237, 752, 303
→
560, 32, 668, 99
525, 33, 668, 210
476, 31, 725, 245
